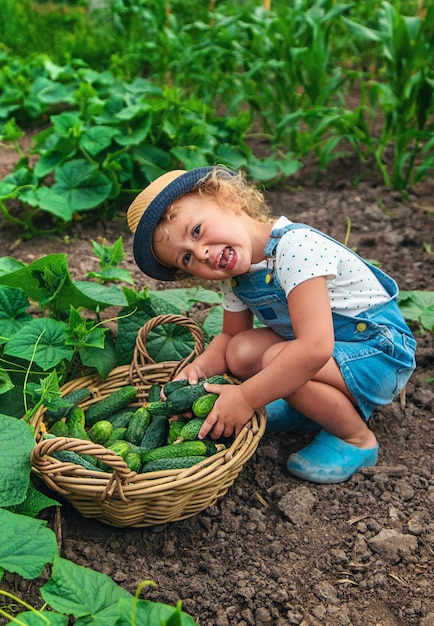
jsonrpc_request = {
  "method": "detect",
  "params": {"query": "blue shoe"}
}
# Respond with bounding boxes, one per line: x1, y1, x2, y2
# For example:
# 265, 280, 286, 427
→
265, 399, 319, 433
287, 430, 379, 484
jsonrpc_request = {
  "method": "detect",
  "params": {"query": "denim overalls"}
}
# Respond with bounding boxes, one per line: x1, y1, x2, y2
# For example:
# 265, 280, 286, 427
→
231, 222, 417, 420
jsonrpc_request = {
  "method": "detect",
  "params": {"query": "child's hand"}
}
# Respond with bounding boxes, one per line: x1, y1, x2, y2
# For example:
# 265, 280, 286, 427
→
198, 383, 255, 440
161, 364, 207, 400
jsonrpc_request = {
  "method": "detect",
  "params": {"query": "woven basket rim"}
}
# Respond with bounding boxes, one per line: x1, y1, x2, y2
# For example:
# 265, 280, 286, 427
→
29, 314, 267, 526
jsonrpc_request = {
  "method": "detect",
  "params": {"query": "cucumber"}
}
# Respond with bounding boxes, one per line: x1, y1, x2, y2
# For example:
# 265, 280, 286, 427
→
87, 420, 113, 445
167, 419, 188, 444
107, 440, 131, 460
163, 379, 189, 396
50, 420, 70, 437
48, 448, 102, 472
147, 383, 162, 403
142, 456, 207, 472
44, 387, 91, 423
166, 375, 227, 415
139, 416, 169, 451
140, 440, 208, 464
106, 409, 134, 429
85, 386, 137, 426
105, 427, 128, 446
66, 407, 89, 440
144, 400, 172, 419
174, 417, 205, 443
125, 407, 151, 446
192, 393, 218, 418
125, 452, 142, 473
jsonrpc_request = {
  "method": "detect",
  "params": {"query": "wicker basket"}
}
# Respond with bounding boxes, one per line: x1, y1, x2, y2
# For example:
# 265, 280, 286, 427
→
30, 314, 266, 527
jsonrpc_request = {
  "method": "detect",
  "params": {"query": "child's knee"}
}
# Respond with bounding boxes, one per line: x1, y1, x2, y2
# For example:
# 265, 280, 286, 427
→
226, 331, 260, 377
262, 341, 287, 367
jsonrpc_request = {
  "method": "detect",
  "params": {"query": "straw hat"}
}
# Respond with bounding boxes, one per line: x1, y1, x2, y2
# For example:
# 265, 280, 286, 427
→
127, 166, 236, 281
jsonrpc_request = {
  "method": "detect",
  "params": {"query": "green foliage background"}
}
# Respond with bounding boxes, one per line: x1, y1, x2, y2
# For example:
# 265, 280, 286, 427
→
0, 0, 433, 236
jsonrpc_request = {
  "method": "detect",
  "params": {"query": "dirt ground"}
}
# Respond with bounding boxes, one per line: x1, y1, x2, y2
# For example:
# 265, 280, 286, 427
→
1, 148, 433, 625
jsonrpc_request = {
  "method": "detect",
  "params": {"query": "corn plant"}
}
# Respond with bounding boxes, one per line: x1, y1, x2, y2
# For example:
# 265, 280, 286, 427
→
342, 1, 434, 189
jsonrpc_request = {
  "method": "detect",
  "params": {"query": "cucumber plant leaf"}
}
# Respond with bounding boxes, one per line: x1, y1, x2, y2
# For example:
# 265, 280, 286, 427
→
0, 414, 34, 507
150, 287, 221, 313
6, 611, 68, 625
117, 597, 198, 626
0, 285, 32, 344
116, 296, 180, 365
398, 290, 434, 331
5, 481, 60, 518
0, 368, 14, 395
79, 333, 117, 380
52, 159, 112, 212
4, 318, 72, 371
41, 556, 133, 620
0, 255, 128, 312
0, 508, 58, 579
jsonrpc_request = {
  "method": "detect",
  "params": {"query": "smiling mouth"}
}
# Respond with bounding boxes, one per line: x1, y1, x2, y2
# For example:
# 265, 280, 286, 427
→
217, 246, 235, 269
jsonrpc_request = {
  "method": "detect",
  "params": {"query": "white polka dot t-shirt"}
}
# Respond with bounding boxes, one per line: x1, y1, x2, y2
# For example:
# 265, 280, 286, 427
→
221, 216, 390, 316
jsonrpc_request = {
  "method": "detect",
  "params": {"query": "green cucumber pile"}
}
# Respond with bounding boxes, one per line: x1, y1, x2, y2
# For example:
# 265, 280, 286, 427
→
44, 376, 229, 474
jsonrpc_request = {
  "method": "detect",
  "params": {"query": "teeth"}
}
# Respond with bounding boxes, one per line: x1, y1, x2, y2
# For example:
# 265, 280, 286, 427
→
218, 247, 234, 268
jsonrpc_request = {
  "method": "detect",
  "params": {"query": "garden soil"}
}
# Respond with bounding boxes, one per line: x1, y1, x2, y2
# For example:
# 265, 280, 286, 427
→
0, 148, 433, 626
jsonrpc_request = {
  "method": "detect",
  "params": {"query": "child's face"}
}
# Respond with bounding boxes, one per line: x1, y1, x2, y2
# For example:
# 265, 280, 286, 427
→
152, 193, 257, 280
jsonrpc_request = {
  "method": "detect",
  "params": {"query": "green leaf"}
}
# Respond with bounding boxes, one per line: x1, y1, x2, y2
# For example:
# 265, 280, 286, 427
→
36, 186, 75, 222
0, 285, 32, 344
145, 323, 195, 362
0, 254, 128, 312
150, 287, 221, 313
0, 368, 14, 396
0, 257, 26, 276
6, 481, 60, 517
246, 156, 280, 181
0, 509, 58, 579
419, 305, 434, 333
92, 237, 125, 268
170, 146, 209, 169
116, 296, 180, 365
74, 280, 128, 308
0, 414, 34, 507
341, 17, 382, 43
203, 306, 223, 338
41, 556, 133, 620
79, 125, 120, 156
398, 290, 434, 321
31, 76, 76, 105
6, 611, 68, 625
215, 143, 247, 170
117, 597, 198, 626
4, 318, 72, 371
86, 267, 135, 285
79, 334, 117, 380
65, 307, 106, 350
52, 159, 112, 212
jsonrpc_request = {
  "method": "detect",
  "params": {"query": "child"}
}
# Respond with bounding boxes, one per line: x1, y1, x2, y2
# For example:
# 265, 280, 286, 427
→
127, 166, 417, 484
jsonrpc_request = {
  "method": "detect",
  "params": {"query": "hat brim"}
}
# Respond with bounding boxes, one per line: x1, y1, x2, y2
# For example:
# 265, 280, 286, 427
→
133, 166, 235, 281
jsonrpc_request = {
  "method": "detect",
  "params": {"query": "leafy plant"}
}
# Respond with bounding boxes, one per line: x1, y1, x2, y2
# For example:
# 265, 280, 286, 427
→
342, 1, 434, 189
398, 290, 434, 333
0, 507, 197, 624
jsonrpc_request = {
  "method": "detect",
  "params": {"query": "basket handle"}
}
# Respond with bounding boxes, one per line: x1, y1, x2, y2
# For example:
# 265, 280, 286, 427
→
129, 313, 205, 383
31, 437, 134, 502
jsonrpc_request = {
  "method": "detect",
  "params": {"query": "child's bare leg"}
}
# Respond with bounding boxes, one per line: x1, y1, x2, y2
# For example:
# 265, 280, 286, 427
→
262, 340, 376, 447
225, 327, 285, 379
227, 330, 378, 483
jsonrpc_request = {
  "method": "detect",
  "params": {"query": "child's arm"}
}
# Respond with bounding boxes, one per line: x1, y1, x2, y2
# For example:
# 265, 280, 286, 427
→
199, 276, 335, 439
